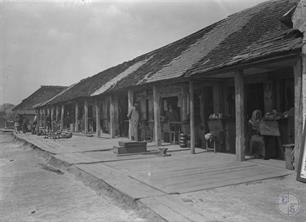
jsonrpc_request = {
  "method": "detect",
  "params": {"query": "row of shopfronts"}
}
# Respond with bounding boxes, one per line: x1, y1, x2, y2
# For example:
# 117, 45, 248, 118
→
30, 0, 306, 165
36, 58, 300, 162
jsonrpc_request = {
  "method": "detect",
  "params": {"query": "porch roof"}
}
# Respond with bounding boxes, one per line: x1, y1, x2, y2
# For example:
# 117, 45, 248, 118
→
43, 0, 301, 106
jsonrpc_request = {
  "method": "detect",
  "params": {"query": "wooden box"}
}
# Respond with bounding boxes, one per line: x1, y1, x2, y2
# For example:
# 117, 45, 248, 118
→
114, 141, 147, 154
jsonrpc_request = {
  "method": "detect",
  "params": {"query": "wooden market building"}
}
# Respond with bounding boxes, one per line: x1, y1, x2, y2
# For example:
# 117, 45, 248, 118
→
35, 0, 306, 166
13, 85, 67, 126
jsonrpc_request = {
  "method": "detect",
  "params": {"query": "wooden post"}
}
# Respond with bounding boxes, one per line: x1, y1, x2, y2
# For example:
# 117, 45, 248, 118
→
43, 109, 47, 128
153, 85, 161, 146
189, 81, 195, 154
55, 106, 59, 122
200, 88, 206, 149
75, 103, 79, 132
235, 70, 245, 161
128, 89, 134, 140
110, 95, 116, 138
60, 104, 64, 131
50, 107, 54, 131
181, 85, 188, 134
294, 58, 303, 168
84, 100, 88, 134
95, 99, 101, 137
38, 109, 42, 127
292, 0, 306, 169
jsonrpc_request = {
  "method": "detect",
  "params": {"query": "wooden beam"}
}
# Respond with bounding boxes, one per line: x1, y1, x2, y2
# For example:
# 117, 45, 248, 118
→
153, 85, 161, 146
44, 109, 47, 128
95, 99, 101, 137
109, 95, 118, 138
50, 107, 54, 131
38, 109, 42, 127
200, 88, 206, 149
235, 70, 245, 161
60, 105, 64, 131
181, 85, 188, 134
189, 81, 195, 154
128, 89, 134, 140
75, 103, 79, 132
55, 106, 59, 122
294, 58, 303, 169
84, 100, 88, 134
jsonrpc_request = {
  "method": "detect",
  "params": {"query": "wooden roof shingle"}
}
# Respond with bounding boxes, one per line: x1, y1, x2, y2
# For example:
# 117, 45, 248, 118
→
43, 0, 301, 106
13, 85, 67, 114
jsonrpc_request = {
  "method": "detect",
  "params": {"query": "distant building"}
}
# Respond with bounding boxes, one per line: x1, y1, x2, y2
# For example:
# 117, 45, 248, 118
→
13, 85, 67, 125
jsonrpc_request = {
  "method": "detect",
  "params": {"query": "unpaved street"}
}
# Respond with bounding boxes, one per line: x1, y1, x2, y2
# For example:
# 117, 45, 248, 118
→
0, 132, 146, 222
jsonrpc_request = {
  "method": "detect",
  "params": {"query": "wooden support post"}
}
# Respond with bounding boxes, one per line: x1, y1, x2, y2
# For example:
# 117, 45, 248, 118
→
84, 100, 88, 134
110, 95, 116, 138
60, 104, 64, 131
181, 85, 188, 134
50, 107, 54, 131
235, 71, 245, 161
294, 58, 303, 168
38, 109, 41, 127
200, 88, 206, 149
292, 0, 306, 169
95, 99, 101, 137
128, 89, 134, 140
43, 109, 47, 128
40, 109, 43, 127
189, 81, 195, 154
153, 85, 161, 146
55, 106, 59, 122
75, 103, 79, 132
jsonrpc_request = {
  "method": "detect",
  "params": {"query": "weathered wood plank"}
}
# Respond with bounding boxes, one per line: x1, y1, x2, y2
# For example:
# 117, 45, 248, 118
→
189, 81, 195, 153
153, 85, 161, 146
95, 99, 101, 137
235, 70, 245, 161
128, 89, 134, 140
75, 102, 79, 132
78, 163, 164, 199
294, 58, 303, 169
142, 196, 207, 222
84, 100, 88, 134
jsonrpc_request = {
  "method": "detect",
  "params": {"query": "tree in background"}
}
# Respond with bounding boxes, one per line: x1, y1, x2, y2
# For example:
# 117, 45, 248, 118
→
0, 103, 15, 128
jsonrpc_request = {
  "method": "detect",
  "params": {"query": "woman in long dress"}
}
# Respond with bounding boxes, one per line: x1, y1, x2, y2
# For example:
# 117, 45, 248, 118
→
127, 102, 140, 141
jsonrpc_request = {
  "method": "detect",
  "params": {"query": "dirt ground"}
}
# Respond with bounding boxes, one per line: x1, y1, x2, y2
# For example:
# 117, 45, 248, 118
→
0, 132, 147, 222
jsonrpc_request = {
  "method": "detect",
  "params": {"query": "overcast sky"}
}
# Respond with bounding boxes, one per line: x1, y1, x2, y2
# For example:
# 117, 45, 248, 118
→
0, 0, 268, 105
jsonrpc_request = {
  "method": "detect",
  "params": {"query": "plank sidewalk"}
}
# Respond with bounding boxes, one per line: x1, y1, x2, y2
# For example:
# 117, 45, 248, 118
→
14, 132, 294, 222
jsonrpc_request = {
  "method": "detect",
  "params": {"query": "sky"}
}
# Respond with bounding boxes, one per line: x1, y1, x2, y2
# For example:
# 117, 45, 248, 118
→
0, 0, 268, 105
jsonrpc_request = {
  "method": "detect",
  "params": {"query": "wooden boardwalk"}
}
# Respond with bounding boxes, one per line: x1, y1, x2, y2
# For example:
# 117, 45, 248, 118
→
14, 132, 295, 222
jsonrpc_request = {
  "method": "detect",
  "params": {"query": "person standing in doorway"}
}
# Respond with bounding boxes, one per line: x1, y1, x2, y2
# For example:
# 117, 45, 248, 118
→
127, 102, 140, 141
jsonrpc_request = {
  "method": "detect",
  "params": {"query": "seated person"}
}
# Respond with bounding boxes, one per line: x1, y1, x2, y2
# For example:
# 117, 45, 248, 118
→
248, 109, 265, 158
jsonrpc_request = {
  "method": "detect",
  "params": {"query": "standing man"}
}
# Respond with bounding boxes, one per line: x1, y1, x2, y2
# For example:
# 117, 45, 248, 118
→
127, 102, 140, 141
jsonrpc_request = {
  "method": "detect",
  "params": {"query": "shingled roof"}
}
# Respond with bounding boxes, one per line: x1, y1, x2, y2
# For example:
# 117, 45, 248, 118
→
13, 85, 67, 114
43, 0, 302, 106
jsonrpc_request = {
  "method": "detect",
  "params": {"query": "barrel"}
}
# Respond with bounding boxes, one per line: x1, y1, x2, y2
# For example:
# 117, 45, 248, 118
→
179, 132, 187, 148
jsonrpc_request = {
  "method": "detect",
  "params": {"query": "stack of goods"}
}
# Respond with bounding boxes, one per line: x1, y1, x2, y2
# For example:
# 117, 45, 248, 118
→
208, 113, 224, 120
263, 110, 282, 121
44, 130, 72, 139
